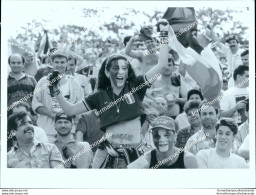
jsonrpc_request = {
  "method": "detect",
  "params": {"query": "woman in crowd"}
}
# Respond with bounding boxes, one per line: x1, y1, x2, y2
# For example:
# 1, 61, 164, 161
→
49, 23, 172, 168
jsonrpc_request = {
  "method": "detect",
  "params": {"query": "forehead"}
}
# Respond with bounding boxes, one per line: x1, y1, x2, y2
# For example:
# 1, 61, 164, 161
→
10, 55, 23, 62
56, 119, 71, 123
68, 59, 76, 64
153, 128, 174, 135
217, 125, 233, 134
53, 56, 67, 62
201, 106, 216, 114
110, 59, 128, 67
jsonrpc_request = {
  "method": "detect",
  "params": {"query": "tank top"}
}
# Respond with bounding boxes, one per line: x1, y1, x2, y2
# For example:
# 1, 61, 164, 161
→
149, 149, 185, 169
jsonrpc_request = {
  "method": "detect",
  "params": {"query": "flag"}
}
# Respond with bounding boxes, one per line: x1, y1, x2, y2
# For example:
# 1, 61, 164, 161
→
37, 31, 51, 58
167, 25, 222, 107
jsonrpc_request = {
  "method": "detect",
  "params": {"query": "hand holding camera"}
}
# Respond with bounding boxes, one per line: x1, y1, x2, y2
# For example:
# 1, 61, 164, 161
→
48, 70, 62, 97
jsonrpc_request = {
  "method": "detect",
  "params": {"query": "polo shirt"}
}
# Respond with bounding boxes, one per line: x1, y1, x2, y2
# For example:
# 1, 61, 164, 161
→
8, 73, 37, 107
83, 75, 150, 132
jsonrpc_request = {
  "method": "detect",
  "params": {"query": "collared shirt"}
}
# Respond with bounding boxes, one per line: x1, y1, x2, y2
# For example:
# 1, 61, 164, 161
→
83, 75, 150, 132
185, 128, 216, 155
175, 126, 198, 149
7, 141, 63, 168
8, 73, 37, 107
235, 120, 249, 148
54, 139, 93, 168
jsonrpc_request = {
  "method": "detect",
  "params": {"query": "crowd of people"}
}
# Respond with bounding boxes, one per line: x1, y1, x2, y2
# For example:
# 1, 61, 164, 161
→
7, 15, 250, 169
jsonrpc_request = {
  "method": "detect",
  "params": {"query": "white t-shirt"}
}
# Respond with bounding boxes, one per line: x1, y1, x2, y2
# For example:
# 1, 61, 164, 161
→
74, 73, 92, 96
196, 148, 248, 168
220, 86, 249, 124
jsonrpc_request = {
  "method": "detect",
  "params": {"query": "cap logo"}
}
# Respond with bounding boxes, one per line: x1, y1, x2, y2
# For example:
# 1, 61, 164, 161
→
155, 118, 168, 125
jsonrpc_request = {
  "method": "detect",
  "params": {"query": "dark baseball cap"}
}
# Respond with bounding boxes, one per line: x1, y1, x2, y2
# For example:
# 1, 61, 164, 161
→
55, 111, 72, 123
151, 116, 176, 132
225, 35, 239, 43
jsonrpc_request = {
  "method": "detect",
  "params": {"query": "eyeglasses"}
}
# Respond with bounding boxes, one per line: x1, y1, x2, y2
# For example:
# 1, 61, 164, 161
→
158, 22, 168, 26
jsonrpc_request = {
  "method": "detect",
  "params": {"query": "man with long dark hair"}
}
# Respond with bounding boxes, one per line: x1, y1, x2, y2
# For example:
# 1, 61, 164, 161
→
50, 23, 172, 168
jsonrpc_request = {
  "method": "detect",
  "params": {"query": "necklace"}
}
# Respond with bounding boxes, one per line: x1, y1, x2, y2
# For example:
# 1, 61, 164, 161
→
113, 93, 122, 114
112, 91, 123, 113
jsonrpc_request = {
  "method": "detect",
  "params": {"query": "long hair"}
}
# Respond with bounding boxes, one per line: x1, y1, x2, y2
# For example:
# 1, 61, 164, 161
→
97, 54, 136, 90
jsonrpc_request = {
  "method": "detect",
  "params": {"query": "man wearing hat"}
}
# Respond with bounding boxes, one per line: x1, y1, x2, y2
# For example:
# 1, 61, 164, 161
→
32, 51, 84, 143
54, 111, 93, 168
128, 116, 198, 168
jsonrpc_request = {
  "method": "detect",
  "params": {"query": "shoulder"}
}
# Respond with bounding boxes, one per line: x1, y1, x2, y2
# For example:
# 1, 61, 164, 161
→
76, 141, 90, 149
127, 151, 151, 169
184, 150, 198, 168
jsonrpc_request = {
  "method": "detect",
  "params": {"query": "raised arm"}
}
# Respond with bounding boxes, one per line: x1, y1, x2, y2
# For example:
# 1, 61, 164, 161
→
125, 36, 144, 61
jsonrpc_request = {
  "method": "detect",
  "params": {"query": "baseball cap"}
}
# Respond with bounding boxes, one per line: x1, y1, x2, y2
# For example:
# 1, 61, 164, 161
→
225, 35, 239, 43
151, 116, 176, 132
55, 111, 72, 123
50, 50, 68, 60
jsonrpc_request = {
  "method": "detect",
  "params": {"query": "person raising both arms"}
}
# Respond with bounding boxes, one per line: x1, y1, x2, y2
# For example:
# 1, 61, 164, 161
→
50, 23, 172, 168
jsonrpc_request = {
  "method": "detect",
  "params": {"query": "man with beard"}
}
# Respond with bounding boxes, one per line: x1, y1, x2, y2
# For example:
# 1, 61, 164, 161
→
127, 116, 198, 169
185, 103, 218, 155
151, 52, 187, 119
125, 25, 159, 74
50, 23, 171, 168
54, 111, 93, 168
7, 112, 63, 168
196, 118, 247, 168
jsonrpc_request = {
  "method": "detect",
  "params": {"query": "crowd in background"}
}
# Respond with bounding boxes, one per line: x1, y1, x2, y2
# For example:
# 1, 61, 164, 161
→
7, 10, 250, 169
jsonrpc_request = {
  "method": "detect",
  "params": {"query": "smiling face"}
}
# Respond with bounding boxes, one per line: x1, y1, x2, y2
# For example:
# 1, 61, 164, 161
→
55, 119, 72, 136
152, 128, 176, 153
14, 115, 34, 143
52, 56, 68, 75
216, 125, 235, 151
105, 59, 129, 89
144, 39, 155, 50
187, 108, 201, 127
228, 39, 238, 53
9, 55, 24, 74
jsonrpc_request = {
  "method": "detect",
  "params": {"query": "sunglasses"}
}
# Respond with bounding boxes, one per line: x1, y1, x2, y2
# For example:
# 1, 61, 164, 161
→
158, 22, 168, 26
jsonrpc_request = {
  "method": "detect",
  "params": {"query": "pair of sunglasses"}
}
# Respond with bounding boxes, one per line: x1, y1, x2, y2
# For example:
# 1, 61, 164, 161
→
158, 22, 168, 26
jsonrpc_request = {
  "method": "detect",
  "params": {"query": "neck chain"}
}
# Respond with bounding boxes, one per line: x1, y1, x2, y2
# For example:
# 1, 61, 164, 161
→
112, 90, 123, 113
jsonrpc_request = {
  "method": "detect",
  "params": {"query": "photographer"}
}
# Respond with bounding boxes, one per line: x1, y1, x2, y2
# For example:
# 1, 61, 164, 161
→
32, 51, 84, 143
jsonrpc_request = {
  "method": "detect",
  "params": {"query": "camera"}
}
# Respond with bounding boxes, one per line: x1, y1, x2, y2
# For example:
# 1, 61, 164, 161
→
48, 70, 61, 97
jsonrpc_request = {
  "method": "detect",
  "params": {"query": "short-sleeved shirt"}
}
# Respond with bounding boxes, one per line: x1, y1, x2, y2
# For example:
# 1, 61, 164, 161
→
196, 148, 248, 168
8, 73, 37, 107
76, 110, 104, 152
83, 75, 150, 131
175, 126, 197, 149
185, 129, 216, 155
220, 86, 249, 125
7, 141, 63, 168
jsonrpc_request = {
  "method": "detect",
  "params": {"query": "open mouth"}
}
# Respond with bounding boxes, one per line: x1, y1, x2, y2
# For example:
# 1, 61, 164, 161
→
116, 76, 124, 82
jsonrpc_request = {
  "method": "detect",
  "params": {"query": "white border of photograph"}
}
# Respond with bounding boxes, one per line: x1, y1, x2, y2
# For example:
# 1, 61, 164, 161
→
1, 0, 255, 189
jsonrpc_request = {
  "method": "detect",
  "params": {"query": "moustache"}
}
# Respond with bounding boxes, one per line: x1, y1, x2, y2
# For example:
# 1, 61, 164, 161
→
24, 127, 34, 133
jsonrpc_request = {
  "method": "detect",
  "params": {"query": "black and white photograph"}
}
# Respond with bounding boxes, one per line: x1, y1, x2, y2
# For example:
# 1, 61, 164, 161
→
1, 0, 255, 190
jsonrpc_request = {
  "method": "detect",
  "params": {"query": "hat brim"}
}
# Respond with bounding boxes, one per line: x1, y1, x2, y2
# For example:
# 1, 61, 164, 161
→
151, 125, 175, 132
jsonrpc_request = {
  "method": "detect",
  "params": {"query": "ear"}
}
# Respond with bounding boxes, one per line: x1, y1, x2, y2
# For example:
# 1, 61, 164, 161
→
105, 69, 110, 79
10, 130, 16, 136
